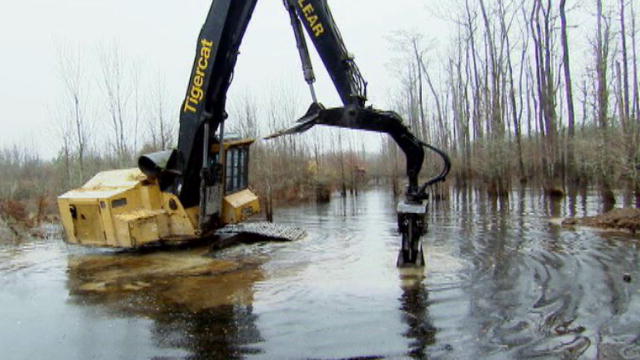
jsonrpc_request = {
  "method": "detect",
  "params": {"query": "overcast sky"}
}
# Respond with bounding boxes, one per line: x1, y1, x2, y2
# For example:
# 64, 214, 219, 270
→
0, 0, 450, 157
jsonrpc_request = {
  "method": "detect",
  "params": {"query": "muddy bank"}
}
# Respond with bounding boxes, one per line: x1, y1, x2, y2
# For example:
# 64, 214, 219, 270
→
0, 198, 59, 241
0, 217, 60, 242
562, 207, 640, 233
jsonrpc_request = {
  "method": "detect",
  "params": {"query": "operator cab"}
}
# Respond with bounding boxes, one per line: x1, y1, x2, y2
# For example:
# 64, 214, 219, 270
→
211, 134, 260, 225
212, 133, 251, 195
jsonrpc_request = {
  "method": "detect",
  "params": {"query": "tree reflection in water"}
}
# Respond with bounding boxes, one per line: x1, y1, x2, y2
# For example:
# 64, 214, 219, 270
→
150, 304, 261, 359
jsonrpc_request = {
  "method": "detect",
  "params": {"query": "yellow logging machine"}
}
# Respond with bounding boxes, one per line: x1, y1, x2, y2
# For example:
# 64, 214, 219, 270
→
58, 0, 450, 267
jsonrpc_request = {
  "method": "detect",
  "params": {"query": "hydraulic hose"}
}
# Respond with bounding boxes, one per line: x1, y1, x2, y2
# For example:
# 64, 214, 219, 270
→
417, 141, 451, 197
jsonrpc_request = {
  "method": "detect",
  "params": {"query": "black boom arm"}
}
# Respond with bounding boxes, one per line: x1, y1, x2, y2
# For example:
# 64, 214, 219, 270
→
275, 0, 450, 202
169, 0, 258, 207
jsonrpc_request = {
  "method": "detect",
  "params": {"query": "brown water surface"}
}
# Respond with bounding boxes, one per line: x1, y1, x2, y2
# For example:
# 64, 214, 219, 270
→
1, 188, 639, 359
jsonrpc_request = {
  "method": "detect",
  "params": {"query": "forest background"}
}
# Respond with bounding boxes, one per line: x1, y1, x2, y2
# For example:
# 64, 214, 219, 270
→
1, 0, 639, 224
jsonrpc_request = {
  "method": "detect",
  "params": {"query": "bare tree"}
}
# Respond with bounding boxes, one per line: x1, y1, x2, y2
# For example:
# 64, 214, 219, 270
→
595, 0, 615, 204
145, 75, 173, 152
560, 0, 577, 185
99, 44, 131, 163
131, 61, 143, 154
52, 106, 73, 188
499, 0, 526, 182
464, 0, 484, 142
631, 0, 640, 123
619, 0, 631, 127
629, 0, 640, 198
531, 0, 562, 193
58, 45, 91, 183
230, 92, 259, 139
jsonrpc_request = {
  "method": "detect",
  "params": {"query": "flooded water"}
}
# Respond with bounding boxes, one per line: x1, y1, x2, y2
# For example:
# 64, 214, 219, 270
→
1, 188, 640, 359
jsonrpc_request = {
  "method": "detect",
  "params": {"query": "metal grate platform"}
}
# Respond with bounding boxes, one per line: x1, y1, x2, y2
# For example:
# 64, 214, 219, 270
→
215, 222, 307, 242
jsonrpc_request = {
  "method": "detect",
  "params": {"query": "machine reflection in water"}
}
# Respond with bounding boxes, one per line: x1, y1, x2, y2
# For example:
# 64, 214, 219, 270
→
65, 246, 265, 359
398, 269, 437, 359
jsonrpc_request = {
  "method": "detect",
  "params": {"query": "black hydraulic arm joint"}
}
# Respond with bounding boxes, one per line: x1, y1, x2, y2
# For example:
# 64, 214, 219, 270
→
286, 0, 367, 106
267, 103, 430, 202
284, 0, 318, 102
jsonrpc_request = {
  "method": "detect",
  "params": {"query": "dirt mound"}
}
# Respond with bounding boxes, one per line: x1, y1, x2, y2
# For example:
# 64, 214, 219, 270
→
562, 208, 640, 233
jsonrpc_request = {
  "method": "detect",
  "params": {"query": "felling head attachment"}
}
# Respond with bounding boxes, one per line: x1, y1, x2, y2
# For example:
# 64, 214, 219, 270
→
396, 200, 428, 268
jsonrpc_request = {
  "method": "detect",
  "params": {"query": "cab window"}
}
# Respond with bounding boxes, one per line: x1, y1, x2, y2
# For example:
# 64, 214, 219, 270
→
225, 146, 249, 194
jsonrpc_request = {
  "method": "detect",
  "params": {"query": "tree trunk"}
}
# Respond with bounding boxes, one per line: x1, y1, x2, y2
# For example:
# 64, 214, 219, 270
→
596, 0, 615, 205
560, 0, 577, 186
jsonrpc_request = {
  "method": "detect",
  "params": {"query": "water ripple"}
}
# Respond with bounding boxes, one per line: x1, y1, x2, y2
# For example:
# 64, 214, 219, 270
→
1, 188, 640, 359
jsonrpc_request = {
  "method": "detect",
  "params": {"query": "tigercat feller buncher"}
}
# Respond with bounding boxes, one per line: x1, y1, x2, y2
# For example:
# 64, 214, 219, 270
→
58, 0, 451, 267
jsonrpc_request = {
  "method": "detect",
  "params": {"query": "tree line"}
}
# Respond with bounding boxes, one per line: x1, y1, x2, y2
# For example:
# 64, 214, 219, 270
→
2, 0, 639, 224
384, 0, 640, 205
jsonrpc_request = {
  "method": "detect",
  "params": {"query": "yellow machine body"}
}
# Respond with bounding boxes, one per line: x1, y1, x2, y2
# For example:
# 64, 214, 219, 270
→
58, 140, 260, 248
223, 189, 260, 224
